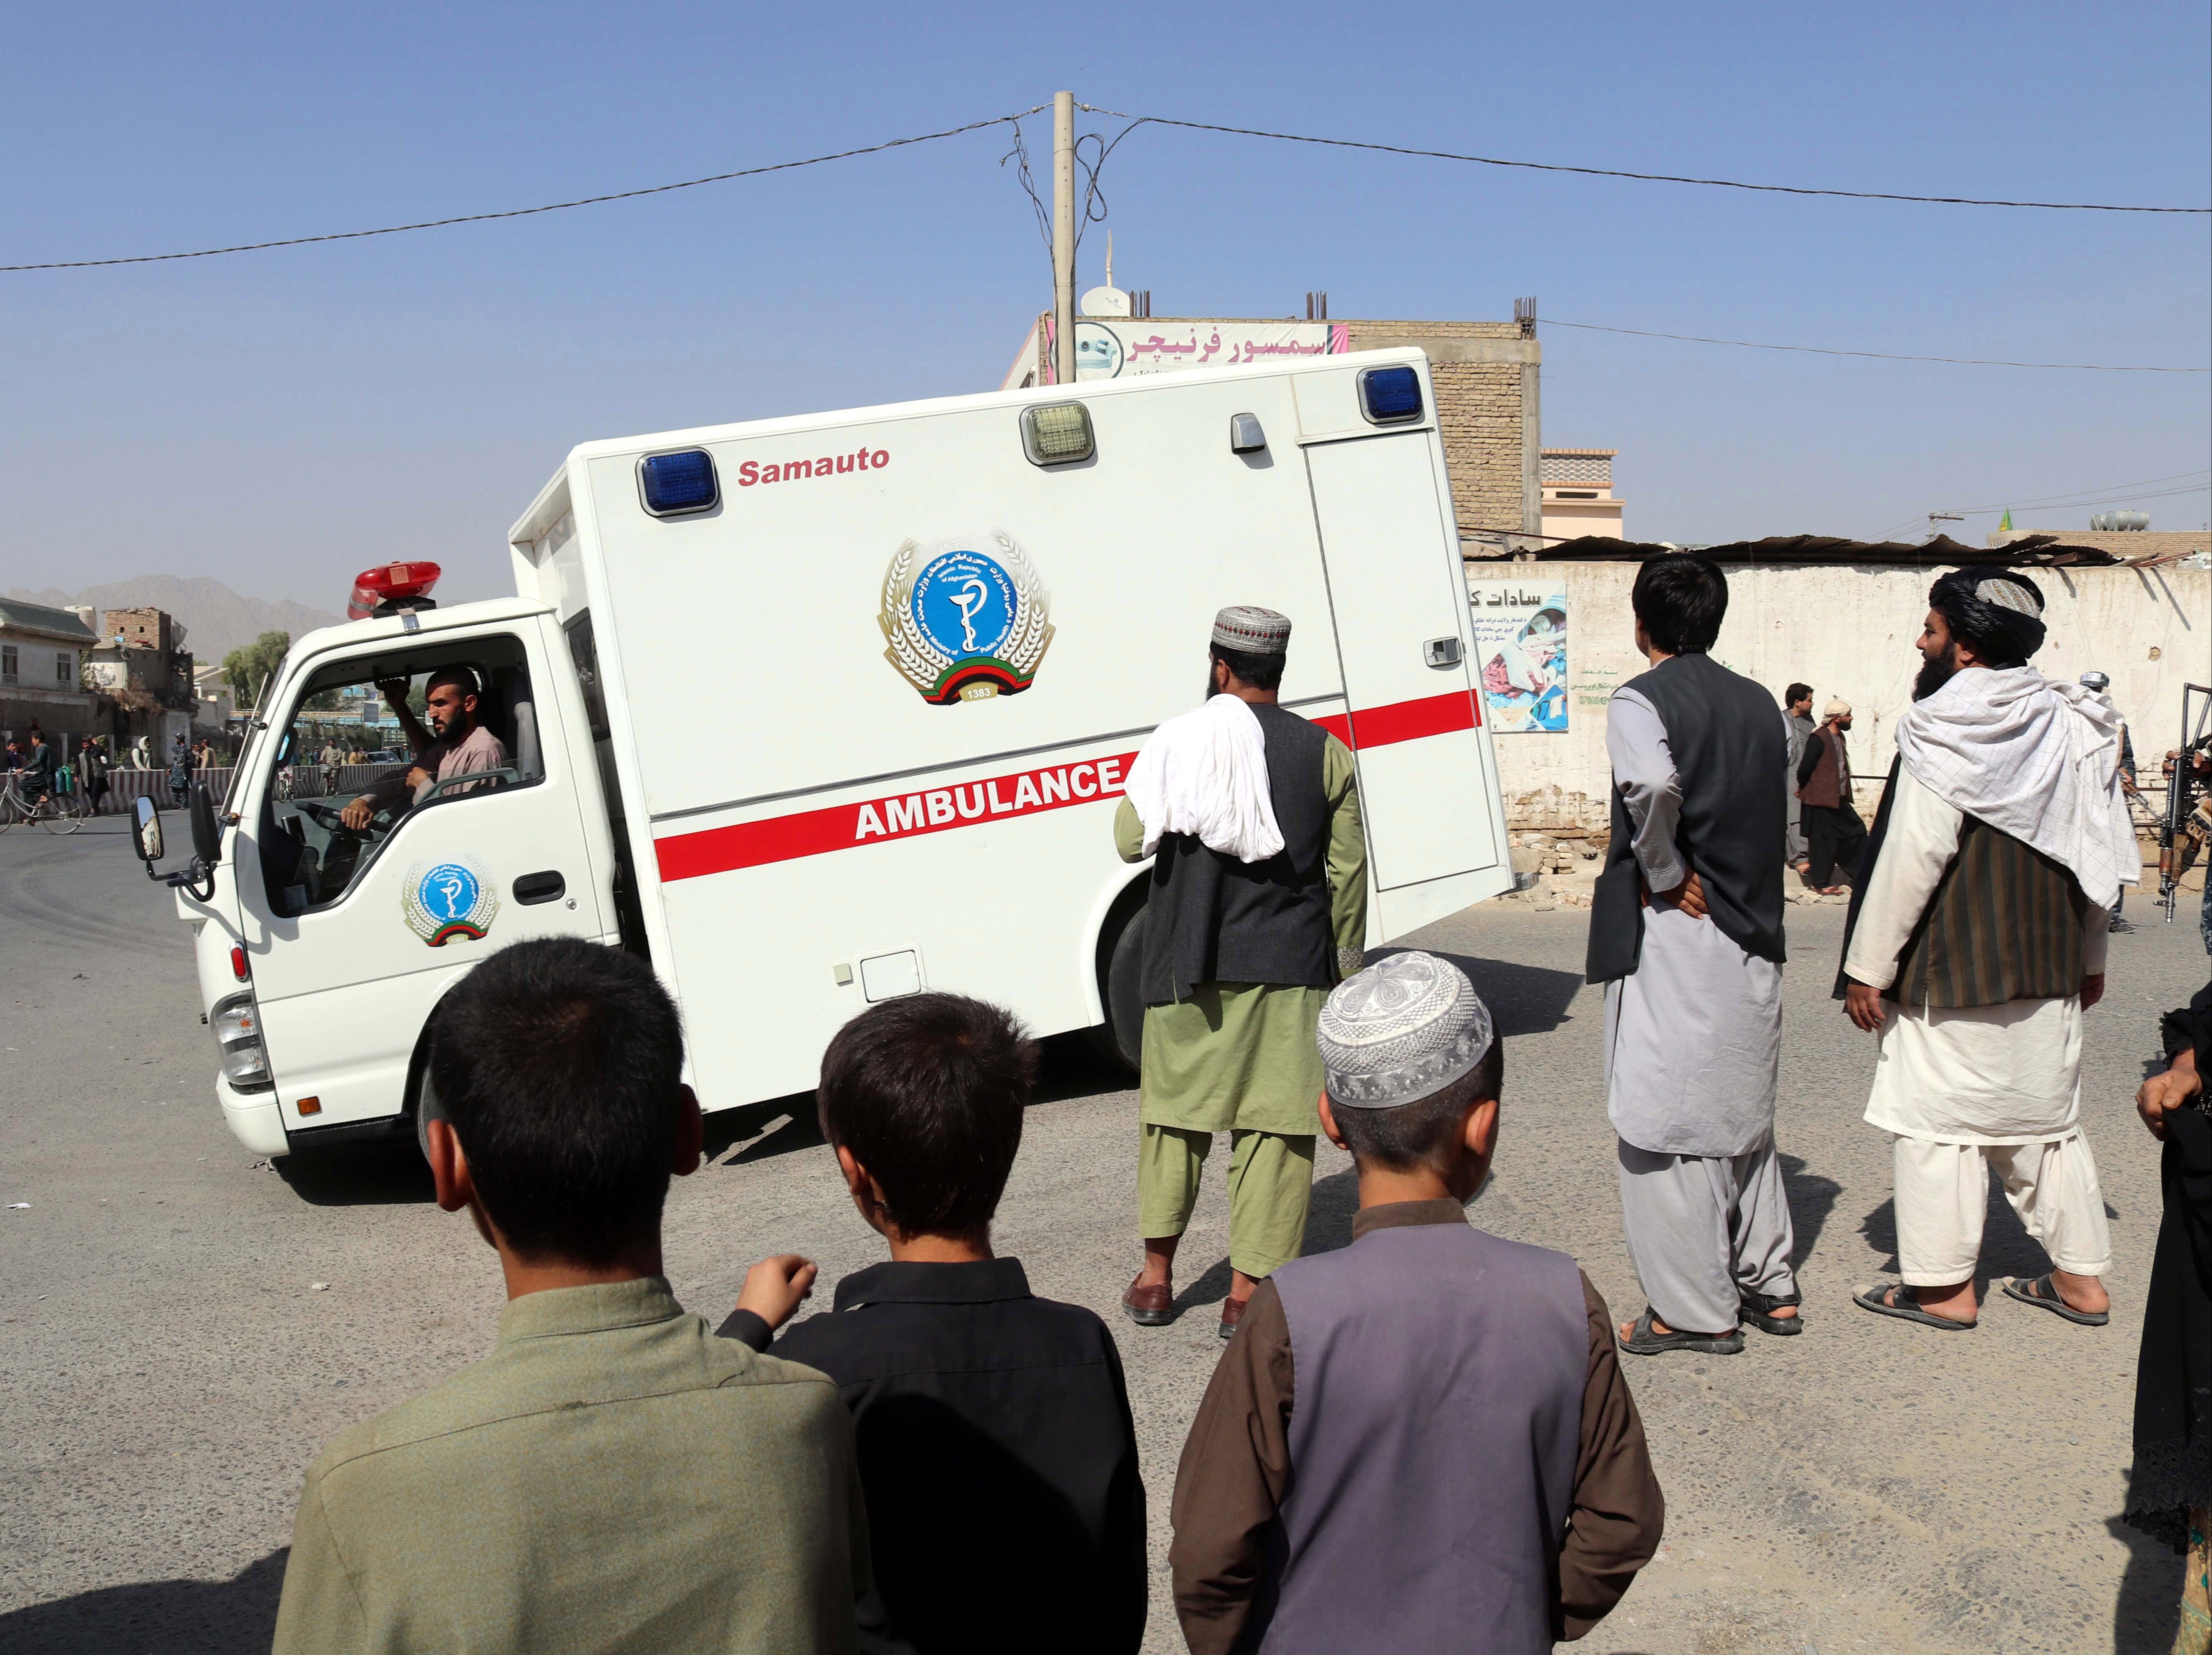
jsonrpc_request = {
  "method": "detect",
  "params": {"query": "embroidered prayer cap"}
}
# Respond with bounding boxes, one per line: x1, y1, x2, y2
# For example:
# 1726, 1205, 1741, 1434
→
1211, 605, 1292, 656
1317, 950, 1495, 1110
1824, 699, 1852, 719
2079, 670, 2109, 691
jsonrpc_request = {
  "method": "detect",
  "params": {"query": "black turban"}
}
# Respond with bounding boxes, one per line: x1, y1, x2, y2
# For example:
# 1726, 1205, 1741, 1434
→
1928, 567, 2046, 666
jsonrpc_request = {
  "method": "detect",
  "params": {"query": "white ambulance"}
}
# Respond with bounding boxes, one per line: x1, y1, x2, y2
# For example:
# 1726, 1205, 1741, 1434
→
140, 349, 1514, 1157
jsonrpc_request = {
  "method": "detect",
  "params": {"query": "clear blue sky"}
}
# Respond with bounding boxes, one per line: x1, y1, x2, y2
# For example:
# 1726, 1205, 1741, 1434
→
2, 1, 2205, 607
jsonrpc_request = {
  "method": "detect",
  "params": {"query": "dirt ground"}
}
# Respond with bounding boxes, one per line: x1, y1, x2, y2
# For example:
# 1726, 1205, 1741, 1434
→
3, 820, 2206, 1652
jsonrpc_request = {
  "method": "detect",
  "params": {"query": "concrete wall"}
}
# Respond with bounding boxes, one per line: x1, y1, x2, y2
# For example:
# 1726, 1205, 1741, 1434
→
1474, 559, 2211, 832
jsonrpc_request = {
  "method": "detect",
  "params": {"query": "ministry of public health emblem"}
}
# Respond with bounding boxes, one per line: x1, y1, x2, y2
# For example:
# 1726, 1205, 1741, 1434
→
878, 530, 1055, 705
402, 858, 499, 947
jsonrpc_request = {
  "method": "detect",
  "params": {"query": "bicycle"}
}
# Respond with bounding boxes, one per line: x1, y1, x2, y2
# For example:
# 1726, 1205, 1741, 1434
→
0, 772, 85, 834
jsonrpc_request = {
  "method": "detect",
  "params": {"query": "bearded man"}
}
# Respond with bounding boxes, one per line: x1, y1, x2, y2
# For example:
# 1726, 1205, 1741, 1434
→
1842, 569, 2137, 1332
1116, 607, 1368, 1342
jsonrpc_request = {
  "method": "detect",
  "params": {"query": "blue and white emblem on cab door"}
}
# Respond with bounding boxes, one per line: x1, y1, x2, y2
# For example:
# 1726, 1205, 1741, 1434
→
402, 857, 499, 947
878, 530, 1055, 705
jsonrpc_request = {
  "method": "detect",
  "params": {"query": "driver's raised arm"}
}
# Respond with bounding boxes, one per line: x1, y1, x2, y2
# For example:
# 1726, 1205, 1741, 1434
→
379, 678, 434, 755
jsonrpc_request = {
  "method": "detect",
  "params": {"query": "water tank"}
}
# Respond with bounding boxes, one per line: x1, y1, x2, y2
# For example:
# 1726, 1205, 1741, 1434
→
2090, 510, 2150, 531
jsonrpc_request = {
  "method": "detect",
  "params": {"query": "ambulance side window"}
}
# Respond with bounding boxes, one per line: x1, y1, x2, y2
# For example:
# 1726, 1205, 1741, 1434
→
257, 635, 537, 916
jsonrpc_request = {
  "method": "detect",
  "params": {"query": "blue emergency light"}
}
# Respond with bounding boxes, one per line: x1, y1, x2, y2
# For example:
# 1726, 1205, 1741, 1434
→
1359, 365, 1423, 425
638, 449, 719, 517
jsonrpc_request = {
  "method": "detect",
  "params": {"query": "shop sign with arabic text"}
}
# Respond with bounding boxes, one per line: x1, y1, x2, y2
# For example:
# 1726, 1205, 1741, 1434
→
1072, 320, 1348, 379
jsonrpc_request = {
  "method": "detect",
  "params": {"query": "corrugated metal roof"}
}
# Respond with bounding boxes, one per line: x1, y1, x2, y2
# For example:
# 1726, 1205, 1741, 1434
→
1490, 532, 2156, 568
0, 600, 99, 642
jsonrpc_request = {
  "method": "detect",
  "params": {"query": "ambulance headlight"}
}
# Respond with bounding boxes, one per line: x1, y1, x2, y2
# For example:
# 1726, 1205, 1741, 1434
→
1021, 403, 1095, 467
211, 991, 273, 1093
1359, 365, 1424, 425
638, 449, 719, 517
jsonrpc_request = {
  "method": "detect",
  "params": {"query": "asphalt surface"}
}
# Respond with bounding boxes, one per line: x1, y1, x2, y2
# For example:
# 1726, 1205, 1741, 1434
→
3, 820, 2207, 1653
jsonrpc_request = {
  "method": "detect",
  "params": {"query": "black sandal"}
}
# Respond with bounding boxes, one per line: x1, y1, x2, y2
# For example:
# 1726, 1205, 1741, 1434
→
2001, 1273, 2109, 1327
1739, 1288, 1803, 1336
1852, 1282, 1975, 1330
1616, 1306, 1744, 1356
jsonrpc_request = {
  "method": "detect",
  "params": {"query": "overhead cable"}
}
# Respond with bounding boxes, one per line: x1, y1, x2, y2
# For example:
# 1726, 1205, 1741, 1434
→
1944, 469, 2212, 515
0, 109, 1047, 272
1875, 475, 2211, 541
1079, 105, 2210, 214
1541, 316, 2209, 372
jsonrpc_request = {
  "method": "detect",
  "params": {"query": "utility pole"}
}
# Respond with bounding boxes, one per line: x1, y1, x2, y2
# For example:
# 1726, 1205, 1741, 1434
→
1053, 90, 1076, 387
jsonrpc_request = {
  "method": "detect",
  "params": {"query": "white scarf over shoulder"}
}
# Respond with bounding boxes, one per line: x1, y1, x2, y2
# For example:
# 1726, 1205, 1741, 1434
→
1122, 693, 1284, 864
1892, 664, 2139, 912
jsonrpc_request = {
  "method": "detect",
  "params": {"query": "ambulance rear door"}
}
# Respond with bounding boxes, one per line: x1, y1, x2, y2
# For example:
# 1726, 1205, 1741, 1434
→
1297, 361, 1513, 939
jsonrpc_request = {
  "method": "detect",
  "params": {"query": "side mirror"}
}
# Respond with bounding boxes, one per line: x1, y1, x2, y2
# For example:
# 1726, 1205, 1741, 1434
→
132, 796, 164, 864
189, 782, 221, 864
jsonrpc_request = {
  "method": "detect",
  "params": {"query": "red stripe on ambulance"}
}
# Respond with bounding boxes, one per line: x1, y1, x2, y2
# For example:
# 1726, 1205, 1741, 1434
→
656, 754, 1137, 881
654, 688, 1482, 881
1319, 688, 1480, 748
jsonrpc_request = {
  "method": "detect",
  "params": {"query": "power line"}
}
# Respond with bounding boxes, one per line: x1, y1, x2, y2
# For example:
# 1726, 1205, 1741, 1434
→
1876, 465, 2212, 537
1541, 316, 2208, 373
1078, 105, 2211, 214
0, 109, 1047, 272
1987, 482, 2212, 513
1947, 469, 2212, 515
1878, 484, 2209, 540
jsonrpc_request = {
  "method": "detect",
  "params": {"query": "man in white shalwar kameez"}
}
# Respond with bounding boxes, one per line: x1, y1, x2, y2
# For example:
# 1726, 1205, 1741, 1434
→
1588, 555, 1797, 1357
1843, 568, 2133, 1333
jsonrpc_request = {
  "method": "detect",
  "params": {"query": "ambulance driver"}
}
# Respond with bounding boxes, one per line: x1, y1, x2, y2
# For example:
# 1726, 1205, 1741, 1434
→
341, 666, 511, 830
1115, 606, 1368, 1340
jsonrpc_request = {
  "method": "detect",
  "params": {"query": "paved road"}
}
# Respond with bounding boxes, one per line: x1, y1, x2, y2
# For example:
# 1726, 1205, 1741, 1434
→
2, 822, 2205, 1653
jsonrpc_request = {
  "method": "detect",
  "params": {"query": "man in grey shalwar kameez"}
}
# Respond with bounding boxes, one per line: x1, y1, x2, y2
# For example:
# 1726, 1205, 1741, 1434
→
1783, 683, 1815, 873
1588, 555, 1798, 1356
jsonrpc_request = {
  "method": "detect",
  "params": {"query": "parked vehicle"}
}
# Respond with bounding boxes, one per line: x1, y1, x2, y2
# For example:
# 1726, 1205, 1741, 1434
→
139, 349, 1514, 1156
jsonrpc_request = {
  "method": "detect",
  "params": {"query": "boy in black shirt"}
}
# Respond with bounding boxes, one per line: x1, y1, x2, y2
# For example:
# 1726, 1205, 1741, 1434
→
723, 994, 1147, 1655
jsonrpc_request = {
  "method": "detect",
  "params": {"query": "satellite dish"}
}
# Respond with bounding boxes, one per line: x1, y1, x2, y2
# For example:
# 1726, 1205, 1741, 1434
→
1080, 285, 1132, 318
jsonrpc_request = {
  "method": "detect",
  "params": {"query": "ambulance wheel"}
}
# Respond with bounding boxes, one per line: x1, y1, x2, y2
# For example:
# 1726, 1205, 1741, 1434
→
1089, 901, 1148, 1075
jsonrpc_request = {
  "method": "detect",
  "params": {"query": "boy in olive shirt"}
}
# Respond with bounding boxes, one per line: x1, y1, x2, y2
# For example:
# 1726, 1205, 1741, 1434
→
273, 938, 868, 1655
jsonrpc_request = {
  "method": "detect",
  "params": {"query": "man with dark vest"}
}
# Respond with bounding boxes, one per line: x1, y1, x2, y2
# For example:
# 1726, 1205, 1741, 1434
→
1842, 569, 2134, 1332
1115, 606, 1367, 1342
1796, 698, 1867, 894
1588, 554, 1797, 1356
1168, 952, 1663, 1653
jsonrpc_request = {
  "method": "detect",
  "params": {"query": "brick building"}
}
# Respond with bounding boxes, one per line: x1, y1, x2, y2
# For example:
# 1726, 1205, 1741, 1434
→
78, 605, 198, 753
1003, 308, 1542, 551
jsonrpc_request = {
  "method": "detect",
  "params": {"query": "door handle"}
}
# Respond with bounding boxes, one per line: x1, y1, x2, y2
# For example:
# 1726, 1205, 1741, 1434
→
512, 871, 566, 905
1424, 636, 1463, 668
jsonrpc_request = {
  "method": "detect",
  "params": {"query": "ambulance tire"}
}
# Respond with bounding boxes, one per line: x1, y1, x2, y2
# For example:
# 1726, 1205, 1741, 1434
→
1091, 900, 1148, 1075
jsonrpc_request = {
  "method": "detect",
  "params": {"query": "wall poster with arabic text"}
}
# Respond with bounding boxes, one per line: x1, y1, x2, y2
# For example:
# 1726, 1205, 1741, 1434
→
1467, 579, 1569, 734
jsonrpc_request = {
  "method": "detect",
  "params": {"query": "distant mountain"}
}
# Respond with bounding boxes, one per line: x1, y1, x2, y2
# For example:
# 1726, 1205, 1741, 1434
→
2, 576, 345, 665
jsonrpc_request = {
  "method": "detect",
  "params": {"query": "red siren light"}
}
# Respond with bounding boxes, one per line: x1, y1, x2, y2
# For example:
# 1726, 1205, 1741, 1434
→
347, 561, 443, 621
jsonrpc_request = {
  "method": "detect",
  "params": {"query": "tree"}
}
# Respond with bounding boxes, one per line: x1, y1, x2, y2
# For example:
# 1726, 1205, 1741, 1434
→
223, 632, 291, 710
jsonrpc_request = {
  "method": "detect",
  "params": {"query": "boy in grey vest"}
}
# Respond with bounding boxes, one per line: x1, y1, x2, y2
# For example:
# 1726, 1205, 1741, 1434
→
1169, 952, 1663, 1654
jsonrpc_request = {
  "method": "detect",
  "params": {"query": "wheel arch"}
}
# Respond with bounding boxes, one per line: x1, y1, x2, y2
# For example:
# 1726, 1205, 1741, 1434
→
1079, 865, 1152, 1026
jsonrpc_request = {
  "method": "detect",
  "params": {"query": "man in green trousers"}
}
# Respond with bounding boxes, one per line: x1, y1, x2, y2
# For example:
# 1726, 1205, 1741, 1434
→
1115, 606, 1368, 1340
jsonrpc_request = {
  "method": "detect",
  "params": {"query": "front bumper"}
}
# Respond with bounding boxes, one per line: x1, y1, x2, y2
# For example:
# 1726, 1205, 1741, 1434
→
216, 1073, 289, 1158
